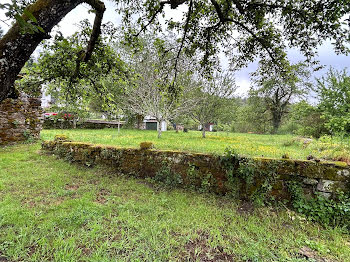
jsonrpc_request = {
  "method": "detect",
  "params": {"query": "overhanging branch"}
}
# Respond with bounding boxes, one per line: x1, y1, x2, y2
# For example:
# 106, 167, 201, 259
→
210, 0, 278, 64
173, 0, 193, 86
71, 0, 105, 82
133, 0, 187, 37
82, 0, 106, 62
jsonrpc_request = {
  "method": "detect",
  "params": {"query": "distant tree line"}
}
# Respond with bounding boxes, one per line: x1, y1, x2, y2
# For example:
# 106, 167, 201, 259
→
199, 67, 349, 139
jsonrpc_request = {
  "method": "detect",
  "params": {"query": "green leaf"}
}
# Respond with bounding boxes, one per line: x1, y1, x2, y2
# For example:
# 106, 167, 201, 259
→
37, 26, 45, 33
23, 9, 37, 23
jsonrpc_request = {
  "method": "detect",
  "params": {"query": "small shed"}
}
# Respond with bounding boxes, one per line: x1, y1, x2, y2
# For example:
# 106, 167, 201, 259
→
145, 120, 158, 130
144, 117, 167, 131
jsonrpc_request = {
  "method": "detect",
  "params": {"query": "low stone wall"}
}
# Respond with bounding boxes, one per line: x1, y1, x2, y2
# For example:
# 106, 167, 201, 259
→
43, 119, 123, 129
43, 119, 75, 129
0, 93, 43, 145
42, 138, 350, 200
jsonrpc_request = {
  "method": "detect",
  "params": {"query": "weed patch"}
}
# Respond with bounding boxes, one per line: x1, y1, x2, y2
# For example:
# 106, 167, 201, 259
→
288, 182, 350, 230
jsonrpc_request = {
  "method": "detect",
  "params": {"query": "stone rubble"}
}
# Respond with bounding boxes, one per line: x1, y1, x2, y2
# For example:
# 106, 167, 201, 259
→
0, 93, 43, 145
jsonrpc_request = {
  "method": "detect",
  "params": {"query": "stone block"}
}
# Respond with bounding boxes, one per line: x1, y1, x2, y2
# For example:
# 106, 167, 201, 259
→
337, 169, 350, 177
318, 192, 332, 199
0, 93, 42, 145
317, 180, 334, 192
316, 180, 347, 193
303, 178, 318, 185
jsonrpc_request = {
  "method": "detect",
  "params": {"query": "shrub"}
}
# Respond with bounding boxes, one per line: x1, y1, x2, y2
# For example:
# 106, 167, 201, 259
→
317, 68, 350, 134
283, 101, 328, 138
153, 162, 183, 188
23, 130, 34, 143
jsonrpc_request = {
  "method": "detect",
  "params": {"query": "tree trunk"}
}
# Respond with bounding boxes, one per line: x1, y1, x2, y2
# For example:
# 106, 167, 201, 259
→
157, 121, 162, 139
271, 112, 281, 134
137, 115, 142, 129
117, 118, 120, 134
202, 124, 206, 138
0, 0, 83, 102
0, 0, 105, 102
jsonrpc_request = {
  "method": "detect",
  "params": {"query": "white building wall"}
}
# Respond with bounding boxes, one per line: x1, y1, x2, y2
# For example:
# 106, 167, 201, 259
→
41, 92, 51, 108
160, 121, 167, 131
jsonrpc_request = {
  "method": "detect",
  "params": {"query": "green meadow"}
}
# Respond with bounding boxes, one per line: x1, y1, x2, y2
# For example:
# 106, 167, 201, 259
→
41, 129, 350, 162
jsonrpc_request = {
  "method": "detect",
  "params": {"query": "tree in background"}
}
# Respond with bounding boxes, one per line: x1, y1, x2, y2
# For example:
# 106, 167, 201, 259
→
189, 71, 236, 138
120, 36, 197, 138
213, 97, 240, 132
1, 0, 350, 102
251, 61, 312, 134
233, 96, 271, 134
284, 101, 327, 138
17, 20, 127, 120
317, 68, 350, 135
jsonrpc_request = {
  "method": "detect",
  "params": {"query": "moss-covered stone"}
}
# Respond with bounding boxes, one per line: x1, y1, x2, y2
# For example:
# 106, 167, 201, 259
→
140, 141, 154, 150
54, 134, 69, 142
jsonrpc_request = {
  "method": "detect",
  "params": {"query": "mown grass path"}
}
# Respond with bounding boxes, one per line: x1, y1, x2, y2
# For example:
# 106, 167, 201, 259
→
0, 143, 349, 261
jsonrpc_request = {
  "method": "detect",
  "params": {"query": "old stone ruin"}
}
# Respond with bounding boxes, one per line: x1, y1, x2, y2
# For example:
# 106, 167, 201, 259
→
43, 137, 350, 201
0, 93, 43, 145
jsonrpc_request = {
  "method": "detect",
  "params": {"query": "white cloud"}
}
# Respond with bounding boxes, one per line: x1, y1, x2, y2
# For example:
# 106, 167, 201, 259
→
236, 78, 251, 97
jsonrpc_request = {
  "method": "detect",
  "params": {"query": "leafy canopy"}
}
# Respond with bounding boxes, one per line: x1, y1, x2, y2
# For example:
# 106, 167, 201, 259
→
317, 68, 350, 134
118, 0, 350, 74
17, 20, 127, 115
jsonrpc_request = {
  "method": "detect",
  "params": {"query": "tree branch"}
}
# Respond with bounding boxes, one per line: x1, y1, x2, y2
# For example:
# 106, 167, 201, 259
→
173, 0, 193, 87
133, 0, 187, 37
210, 0, 278, 64
134, 1, 168, 37
71, 0, 105, 82
82, 0, 106, 62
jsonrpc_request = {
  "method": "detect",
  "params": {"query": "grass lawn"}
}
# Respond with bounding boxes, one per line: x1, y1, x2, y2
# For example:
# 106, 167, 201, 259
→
41, 129, 350, 161
1, 143, 350, 261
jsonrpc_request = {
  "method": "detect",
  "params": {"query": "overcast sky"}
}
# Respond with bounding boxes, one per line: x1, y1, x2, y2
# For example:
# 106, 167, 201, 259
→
1, 0, 349, 97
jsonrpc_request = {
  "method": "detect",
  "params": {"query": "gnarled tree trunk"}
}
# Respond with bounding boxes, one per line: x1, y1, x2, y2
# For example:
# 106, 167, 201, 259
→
271, 111, 282, 134
0, 0, 105, 102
